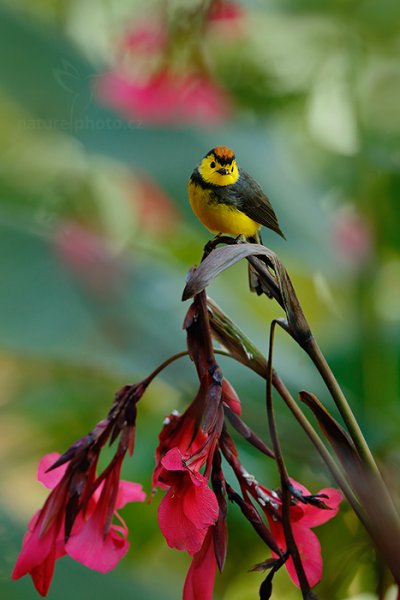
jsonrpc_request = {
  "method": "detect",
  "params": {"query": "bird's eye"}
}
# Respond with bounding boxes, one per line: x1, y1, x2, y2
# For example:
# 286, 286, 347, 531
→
210, 161, 216, 169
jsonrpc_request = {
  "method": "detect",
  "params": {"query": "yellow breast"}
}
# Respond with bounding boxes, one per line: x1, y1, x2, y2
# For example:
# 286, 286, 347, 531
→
188, 180, 260, 237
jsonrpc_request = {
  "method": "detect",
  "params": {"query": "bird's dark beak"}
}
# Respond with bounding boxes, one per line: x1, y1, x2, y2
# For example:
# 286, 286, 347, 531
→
217, 168, 229, 175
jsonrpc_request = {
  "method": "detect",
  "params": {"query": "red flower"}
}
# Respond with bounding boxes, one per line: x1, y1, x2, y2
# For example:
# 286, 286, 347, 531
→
183, 527, 217, 600
152, 408, 208, 491
96, 70, 231, 126
12, 453, 145, 596
263, 480, 342, 588
157, 448, 219, 555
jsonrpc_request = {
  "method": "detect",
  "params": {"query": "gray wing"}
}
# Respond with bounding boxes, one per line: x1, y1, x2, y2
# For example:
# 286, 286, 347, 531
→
236, 170, 285, 239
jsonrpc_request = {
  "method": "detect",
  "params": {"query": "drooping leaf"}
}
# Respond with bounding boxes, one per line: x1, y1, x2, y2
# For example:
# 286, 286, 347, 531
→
182, 244, 277, 301
223, 405, 274, 458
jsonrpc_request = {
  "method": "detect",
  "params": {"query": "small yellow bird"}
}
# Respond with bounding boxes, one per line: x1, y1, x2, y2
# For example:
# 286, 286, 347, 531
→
188, 145, 285, 240
188, 145, 285, 292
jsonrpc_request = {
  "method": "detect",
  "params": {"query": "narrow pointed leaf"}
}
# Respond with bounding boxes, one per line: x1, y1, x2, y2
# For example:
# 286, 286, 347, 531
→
251, 557, 282, 573
226, 485, 281, 555
223, 405, 275, 458
299, 391, 360, 467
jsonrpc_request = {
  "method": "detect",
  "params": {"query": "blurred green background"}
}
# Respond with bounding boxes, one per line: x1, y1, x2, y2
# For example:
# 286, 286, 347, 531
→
0, 1, 399, 598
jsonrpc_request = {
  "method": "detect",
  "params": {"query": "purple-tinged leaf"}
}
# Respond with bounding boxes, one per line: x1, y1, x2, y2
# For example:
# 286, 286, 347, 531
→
212, 450, 228, 573
182, 244, 274, 301
250, 557, 283, 573
224, 405, 274, 458
226, 484, 281, 555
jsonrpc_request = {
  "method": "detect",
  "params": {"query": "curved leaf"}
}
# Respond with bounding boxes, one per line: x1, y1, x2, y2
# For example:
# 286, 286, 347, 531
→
183, 243, 311, 343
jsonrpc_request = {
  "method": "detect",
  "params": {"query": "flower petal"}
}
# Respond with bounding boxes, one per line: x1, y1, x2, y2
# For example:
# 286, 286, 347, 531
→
288, 524, 322, 588
66, 513, 129, 573
183, 528, 217, 600
38, 454, 68, 490
116, 481, 146, 509
161, 447, 186, 472
268, 517, 322, 589
12, 523, 64, 597
300, 488, 343, 528
28, 547, 57, 597
158, 485, 208, 555
183, 481, 219, 530
288, 478, 311, 497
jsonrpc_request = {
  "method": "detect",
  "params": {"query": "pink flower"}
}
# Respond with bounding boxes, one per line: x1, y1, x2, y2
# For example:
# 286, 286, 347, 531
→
121, 21, 166, 55
12, 454, 69, 596
66, 457, 145, 573
133, 175, 179, 235
54, 220, 122, 293
12, 453, 145, 596
331, 206, 372, 267
207, 1, 244, 39
95, 70, 231, 126
264, 480, 342, 588
183, 527, 217, 600
157, 448, 219, 555
207, 0, 243, 23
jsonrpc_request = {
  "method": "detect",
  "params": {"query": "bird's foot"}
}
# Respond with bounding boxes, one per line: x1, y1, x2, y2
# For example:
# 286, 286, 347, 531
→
202, 235, 221, 259
202, 234, 237, 260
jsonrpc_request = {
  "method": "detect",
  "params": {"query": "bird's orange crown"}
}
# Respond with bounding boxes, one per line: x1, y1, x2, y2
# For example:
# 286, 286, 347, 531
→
209, 145, 235, 165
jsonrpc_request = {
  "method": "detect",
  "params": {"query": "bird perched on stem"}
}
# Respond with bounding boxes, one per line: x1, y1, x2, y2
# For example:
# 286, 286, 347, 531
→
188, 145, 285, 293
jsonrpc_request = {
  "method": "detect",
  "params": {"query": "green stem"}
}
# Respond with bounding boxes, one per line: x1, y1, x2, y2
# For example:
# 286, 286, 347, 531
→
304, 337, 379, 474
